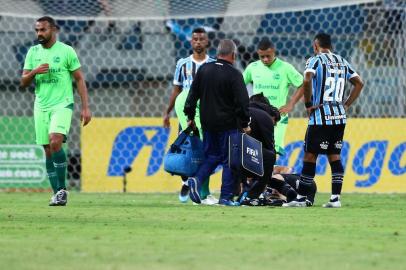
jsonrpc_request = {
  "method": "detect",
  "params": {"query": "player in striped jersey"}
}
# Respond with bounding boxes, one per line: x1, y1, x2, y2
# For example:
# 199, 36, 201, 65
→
283, 33, 364, 208
163, 27, 217, 205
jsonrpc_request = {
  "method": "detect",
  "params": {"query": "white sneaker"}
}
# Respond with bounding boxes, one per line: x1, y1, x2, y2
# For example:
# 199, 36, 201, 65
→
196, 195, 219, 205
55, 189, 68, 206
48, 194, 58, 206
322, 199, 341, 208
282, 197, 308, 207
204, 195, 219, 205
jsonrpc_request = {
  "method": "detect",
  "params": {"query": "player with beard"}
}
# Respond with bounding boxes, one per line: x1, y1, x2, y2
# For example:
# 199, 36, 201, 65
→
163, 28, 217, 205
21, 16, 91, 206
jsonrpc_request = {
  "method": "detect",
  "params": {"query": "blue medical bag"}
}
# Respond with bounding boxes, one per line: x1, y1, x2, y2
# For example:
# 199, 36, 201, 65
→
163, 127, 204, 177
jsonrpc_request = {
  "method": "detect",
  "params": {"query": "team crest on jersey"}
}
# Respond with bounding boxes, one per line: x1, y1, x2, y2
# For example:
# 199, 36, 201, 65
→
320, 141, 329, 150
53, 56, 60, 63
273, 73, 280, 80
334, 141, 343, 149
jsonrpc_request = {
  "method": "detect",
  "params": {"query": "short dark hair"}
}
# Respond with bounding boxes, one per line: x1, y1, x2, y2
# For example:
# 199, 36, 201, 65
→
250, 92, 270, 106
314, 33, 332, 49
36, 16, 59, 29
192, 27, 207, 34
258, 38, 274, 50
250, 93, 281, 123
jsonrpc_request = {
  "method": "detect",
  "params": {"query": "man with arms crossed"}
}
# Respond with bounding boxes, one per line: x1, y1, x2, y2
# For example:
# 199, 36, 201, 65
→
243, 38, 304, 155
283, 33, 363, 208
21, 16, 91, 206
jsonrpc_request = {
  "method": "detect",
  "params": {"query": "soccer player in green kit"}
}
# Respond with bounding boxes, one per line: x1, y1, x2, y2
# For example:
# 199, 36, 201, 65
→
243, 38, 304, 155
21, 16, 91, 206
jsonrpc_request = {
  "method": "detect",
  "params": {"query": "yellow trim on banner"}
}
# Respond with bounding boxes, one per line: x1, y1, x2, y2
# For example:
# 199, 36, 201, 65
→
81, 118, 222, 192
81, 118, 406, 193
283, 119, 406, 193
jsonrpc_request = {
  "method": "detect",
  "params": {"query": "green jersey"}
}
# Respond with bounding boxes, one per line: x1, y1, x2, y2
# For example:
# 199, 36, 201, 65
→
23, 41, 81, 110
243, 58, 303, 109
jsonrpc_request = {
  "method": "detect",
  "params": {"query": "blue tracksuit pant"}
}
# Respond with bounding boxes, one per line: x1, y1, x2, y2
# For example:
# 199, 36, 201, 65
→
194, 129, 238, 201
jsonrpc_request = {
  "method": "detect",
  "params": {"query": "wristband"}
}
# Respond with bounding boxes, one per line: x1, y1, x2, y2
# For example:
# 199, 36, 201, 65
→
305, 102, 312, 108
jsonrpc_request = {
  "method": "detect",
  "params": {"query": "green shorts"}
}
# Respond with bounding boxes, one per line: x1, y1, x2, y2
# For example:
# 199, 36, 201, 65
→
274, 115, 288, 155
34, 104, 73, 145
174, 90, 203, 139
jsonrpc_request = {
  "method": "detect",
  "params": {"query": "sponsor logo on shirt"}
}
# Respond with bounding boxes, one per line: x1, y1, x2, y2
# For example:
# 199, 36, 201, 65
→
48, 68, 62, 73
256, 83, 279, 90
325, 114, 346, 121
39, 78, 59, 84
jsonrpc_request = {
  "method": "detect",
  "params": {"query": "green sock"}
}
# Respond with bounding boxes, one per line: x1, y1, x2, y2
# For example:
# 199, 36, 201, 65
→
46, 158, 58, 194
52, 149, 67, 190
200, 177, 211, 199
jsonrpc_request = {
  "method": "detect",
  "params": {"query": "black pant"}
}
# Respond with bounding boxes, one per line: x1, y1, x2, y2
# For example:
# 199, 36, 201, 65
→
247, 148, 276, 198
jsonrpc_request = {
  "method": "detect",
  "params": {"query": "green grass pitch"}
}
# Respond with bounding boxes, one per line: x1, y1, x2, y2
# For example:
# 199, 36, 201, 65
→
1, 193, 405, 270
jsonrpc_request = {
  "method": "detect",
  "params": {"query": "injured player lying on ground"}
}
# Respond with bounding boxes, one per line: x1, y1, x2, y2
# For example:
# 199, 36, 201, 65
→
238, 166, 317, 207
